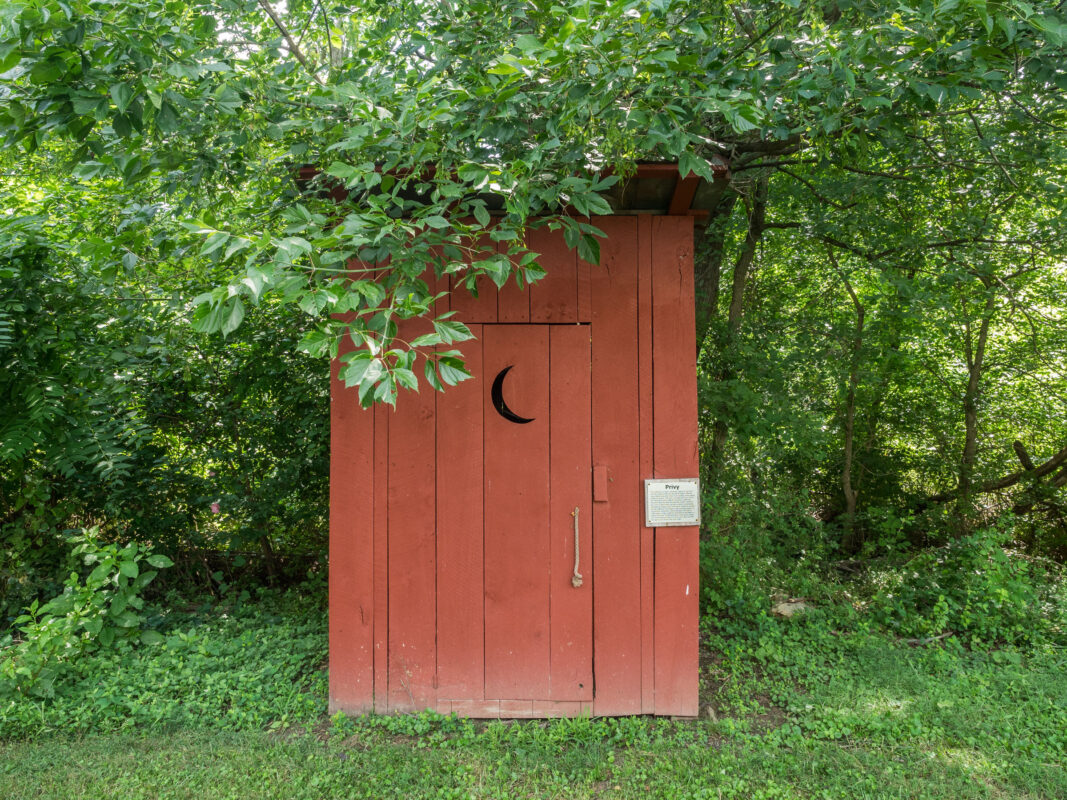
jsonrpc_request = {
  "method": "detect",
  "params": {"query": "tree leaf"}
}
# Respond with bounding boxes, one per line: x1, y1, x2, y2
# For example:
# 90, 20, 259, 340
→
200, 232, 230, 257
110, 82, 134, 113
393, 367, 418, 391
221, 298, 245, 336
424, 358, 444, 391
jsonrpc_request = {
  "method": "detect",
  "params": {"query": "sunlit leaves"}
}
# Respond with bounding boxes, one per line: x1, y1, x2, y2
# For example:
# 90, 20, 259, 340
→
1, 0, 1063, 404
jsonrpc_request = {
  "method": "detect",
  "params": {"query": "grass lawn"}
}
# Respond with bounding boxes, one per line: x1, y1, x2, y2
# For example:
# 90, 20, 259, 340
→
2, 592, 1065, 799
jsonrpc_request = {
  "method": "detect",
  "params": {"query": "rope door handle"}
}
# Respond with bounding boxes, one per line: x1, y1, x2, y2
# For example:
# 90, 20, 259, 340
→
571, 506, 583, 588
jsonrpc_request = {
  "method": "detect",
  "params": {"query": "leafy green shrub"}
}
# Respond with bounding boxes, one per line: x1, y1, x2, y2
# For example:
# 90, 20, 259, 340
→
700, 483, 832, 629
1, 239, 329, 590
0, 586, 325, 738
870, 524, 1067, 647
0, 527, 173, 698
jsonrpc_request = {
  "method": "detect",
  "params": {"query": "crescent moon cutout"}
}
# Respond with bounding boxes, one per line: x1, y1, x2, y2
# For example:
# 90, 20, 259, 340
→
491, 365, 535, 424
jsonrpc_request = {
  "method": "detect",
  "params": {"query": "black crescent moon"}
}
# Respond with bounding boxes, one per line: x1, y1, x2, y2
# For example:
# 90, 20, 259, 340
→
491, 366, 535, 424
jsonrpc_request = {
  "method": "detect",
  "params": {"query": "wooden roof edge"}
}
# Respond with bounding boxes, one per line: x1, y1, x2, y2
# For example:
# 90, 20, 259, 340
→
295, 157, 733, 217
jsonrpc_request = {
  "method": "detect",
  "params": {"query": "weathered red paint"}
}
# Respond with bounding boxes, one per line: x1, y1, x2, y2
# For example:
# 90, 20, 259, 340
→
329, 217, 699, 717
328, 347, 373, 704
449, 237, 498, 323
387, 319, 438, 712
637, 214, 656, 714
651, 216, 700, 716
549, 325, 593, 701
496, 242, 531, 322
371, 403, 389, 709
589, 216, 643, 716
529, 225, 578, 323
483, 324, 553, 699
435, 325, 485, 703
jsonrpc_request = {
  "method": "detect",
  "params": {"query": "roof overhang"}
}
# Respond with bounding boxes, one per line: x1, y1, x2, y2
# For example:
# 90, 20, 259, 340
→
296, 158, 732, 222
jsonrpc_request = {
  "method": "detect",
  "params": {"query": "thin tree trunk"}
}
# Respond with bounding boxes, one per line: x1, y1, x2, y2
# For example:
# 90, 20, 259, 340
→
694, 193, 738, 353
829, 250, 865, 549
710, 177, 769, 463
853, 268, 914, 499
957, 283, 997, 517
726, 183, 768, 333
260, 532, 279, 585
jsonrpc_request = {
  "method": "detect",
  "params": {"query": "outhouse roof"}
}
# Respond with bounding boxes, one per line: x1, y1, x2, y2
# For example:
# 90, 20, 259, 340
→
296, 158, 731, 221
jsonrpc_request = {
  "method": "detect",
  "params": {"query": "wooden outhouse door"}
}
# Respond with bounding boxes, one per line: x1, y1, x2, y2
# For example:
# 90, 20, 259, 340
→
481, 324, 592, 702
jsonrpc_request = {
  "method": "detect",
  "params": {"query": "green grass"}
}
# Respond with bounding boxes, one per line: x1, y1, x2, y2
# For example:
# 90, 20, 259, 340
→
2, 713, 1062, 799
2, 588, 1066, 799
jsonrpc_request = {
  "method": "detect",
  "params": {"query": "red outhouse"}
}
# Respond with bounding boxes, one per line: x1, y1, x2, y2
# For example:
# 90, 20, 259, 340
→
330, 165, 721, 717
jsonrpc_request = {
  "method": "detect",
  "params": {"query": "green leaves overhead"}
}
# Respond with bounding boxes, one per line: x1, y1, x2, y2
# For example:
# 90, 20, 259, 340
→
1, 0, 1064, 402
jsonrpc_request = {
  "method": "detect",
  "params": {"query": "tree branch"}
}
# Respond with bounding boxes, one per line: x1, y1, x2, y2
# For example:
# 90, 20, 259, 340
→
727, 176, 769, 333
258, 0, 327, 87
1013, 440, 1036, 471
831, 162, 915, 181
779, 167, 858, 210
921, 440, 1067, 505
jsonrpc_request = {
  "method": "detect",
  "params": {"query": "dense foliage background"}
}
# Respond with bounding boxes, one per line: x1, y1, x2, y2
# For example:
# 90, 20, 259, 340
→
1, 0, 1065, 695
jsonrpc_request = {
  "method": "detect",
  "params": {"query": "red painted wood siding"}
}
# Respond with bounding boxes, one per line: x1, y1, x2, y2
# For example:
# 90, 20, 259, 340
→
448, 228, 591, 324
436, 326, 485, 702
387, 319, 438, 712
549, 325, 593, 701
589, 216, 643, 715
328, 348, 373, 709
650, 216, 699, 717
329, 217, 698, 717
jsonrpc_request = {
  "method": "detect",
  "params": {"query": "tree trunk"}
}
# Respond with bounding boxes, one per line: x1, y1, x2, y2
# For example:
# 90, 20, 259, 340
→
830, 251, 865, 550
852, 268, 913, 500
694, 193, 738, 353
710, 177, 769, 463
725, 182, 768, 333
957, 284, 997, 517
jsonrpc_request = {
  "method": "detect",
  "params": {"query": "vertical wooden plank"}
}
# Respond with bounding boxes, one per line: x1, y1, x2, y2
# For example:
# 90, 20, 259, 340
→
436, 326, 485, 701
496, 241, 530, 322
637, 214, 656, 714
529, 226, 578, 322
549, 325, 593, 701
651, 215, 700, 717
328, 351, 375, 713
449, 273, 498, 323
372, 402, 389, 712
449, 237, 499, 323
484, 325, 551, 699
593, 466, 608, 502
387, 319, 438, 711
427, 251, 450, 318
589, 216, 643, 716
577, 246, 592, 323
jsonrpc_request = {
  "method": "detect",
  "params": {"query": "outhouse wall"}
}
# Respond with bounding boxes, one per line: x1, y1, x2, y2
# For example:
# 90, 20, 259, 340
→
329, 214, 699, 717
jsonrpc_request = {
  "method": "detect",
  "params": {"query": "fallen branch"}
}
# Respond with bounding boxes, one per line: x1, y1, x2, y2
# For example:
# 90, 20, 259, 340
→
919, 440, 1067, 506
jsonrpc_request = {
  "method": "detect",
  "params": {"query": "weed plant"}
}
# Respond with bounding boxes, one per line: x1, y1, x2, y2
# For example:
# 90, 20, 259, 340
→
3, 511, 1067, 798
0, 586, 326, 738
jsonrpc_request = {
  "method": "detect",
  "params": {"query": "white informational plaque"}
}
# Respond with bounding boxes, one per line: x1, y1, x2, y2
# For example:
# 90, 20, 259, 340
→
644, 478, 701, 527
